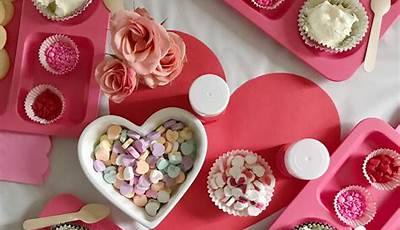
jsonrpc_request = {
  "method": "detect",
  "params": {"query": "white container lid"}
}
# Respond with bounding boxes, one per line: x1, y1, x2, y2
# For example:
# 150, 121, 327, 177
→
189, 74, 230, 117
284, 138, 330, 180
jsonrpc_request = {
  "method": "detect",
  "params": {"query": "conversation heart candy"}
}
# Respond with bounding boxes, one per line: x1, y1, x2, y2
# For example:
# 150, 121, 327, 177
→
245, 154, 258, 165
171, 122, 184, 131
146, 189, 158, 199
121, 138, 134, 149
103, 166, 117, 184
252, 165, 265, 177
175, 171, 186, 184
123, 166, 134, 180
164, 142, 173, 153
231, 156, 245, 168
149, 170, 164, 184
156, 125, 166, 134
163, 120, 177, 129
145, 200, 160, 217
168, 152, 182, 165
181, 140, 195, 156
112, 141, 124, 154
157, 158, 169, 170
107, 125, 122, 141
181, 156, 194, 172
146, 131, 161, 141
151, 142, 165, 157
157, 190, 171, 203
93, 160, 106, 172
127, 130, 141, 140
134, 139, 148, 153
95, 147, 110, 162
167, 165, 181, 178
151, 182, 165, 191
99, 139, 112, 152
119, 129, 128, 143
133, 195, 148, 207
126, 146, 140, 158
136, 160, 150, 175
179, 127, 193, 140
166, 130, 179, 142
120, 182, 134, 198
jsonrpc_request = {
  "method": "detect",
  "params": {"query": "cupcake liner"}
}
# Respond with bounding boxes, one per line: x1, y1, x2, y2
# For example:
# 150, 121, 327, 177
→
333, 185, 376, 227
298, 0, 369, 53
362, 148, 400, 191
251, 0, 286, 10
32, 0, 93, 22
24, 84, 66, 125
207, 149, 275, 216
294, 221, 337, 230
39, 34, 80, 75
52, 223, 88, 230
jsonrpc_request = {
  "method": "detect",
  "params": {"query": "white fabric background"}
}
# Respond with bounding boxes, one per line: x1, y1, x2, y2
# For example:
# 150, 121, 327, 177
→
1, 1, 399, 229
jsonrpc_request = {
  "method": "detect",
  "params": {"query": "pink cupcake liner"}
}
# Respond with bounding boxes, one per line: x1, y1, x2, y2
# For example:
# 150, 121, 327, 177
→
24, 84, 66, 125
39, 34, 79, 75
207, 149, 275, 216
362, 148, 400, 191
32, 0, 93, 22
297, 0, 369, 53
333, 185, 376, 227
251, 0, 286, 10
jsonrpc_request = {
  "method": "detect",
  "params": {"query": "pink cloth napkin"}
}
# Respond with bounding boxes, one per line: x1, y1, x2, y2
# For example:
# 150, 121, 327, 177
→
0, 131, 52, 185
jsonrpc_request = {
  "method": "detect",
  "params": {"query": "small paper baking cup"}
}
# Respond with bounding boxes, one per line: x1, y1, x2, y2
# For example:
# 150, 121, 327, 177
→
333, 185, 376, 227
251, 0, 286, 10
207, 149, 275, 216
293, 221, 337, 230
24, 84, 65, 125
39, 34, 79, 75
52, 223, 88, 230
362, 148, 400, 191
298, 0, 369, 53
32, 0, 93, 22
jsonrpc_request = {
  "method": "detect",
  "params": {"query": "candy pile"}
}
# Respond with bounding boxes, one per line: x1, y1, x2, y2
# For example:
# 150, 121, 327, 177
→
365, 152, 399, 184
208, 150, 275, 216
335, 189, 366, 220
93, 120, 196, 217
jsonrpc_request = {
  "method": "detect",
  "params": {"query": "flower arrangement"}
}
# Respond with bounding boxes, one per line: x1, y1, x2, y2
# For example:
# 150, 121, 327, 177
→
95, 8, 187, 103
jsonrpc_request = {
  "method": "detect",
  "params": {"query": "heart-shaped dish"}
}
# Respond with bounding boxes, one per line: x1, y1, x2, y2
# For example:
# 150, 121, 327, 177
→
78, 107, 207, 229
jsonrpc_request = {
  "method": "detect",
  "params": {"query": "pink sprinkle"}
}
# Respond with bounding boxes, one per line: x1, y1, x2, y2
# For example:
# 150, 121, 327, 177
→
336, 190, 367, 220
45, 41, 78, 74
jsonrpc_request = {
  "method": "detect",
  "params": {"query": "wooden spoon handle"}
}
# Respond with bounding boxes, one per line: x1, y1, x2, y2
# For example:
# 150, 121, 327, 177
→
22, 213, 78, 230
364, 13, 383, 72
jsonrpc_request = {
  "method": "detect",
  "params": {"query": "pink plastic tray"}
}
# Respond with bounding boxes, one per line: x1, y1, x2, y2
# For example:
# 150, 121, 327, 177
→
270, 118, 400, 230
224, 0, 400, 81
0, 0, 109, 137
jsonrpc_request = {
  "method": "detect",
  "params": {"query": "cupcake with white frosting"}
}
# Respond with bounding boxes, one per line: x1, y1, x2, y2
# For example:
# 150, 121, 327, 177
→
298, 0, 368, 53
33, 0, 93, 21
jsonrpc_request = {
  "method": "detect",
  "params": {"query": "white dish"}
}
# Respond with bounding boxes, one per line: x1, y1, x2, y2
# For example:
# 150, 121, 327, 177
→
78, 107, 208, 229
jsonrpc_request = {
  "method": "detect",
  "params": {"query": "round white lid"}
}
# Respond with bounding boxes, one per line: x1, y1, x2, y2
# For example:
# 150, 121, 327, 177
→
189, 74, 230, 117
284, 138, 330, 180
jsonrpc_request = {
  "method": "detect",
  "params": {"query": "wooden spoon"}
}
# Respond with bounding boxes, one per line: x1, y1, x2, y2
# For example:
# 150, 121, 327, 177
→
363, 0, 391, 72
22, 204, 110, 230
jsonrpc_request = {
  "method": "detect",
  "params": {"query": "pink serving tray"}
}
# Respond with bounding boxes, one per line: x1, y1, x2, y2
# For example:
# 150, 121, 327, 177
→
224, 0, 400, 81
0, 0, 109, 137
270, 118, 400, 230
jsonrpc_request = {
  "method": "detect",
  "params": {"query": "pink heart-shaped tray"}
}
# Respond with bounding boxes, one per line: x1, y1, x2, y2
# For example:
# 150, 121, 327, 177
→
110, 72, 341, 229
0, 0, 109, 137
270, 118, 400, 230
224, 0, 400, 81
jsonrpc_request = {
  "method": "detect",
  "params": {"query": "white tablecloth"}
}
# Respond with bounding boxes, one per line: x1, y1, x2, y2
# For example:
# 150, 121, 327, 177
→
1, 1, 399, 229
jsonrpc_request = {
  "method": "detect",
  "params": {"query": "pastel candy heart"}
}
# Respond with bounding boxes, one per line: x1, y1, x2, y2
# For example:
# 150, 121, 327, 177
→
134, 139, 149, 153
157, 190, 171, 203
103, 166, 117, 184
167, 165, 181, 178
107, 125, 122, 141
163, 120, 177, 129
150, 170, 164, 184
134, 195, 148, 207
146, 189, 158, 199
127, 130, 141, 140
122, 155, 136, 167
112, 141, 124, 154
157, 158, 169, 170
181, 140, 195, 156
138, 175, 151, 189
231, 156, 245, 168
245, 154, 258, 165
146, 131, 161, 141
136, 160, 150, 175
170, 122, 184, 131
168, 152, 182, 165
120, 182, 134, 197
181, 156, 194, 172
145, 200, 161, 217
127, 146, 140, 159
123, 166, 135, 180
93, 160, 106, 172
95, 147, 110, 162
151, 142, 165, 157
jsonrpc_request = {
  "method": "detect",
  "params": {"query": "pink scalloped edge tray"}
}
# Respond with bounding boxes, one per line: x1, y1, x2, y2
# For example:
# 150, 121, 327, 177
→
224, 0, 400, 82
270, 118, 400, 230
0, 0, 109, 137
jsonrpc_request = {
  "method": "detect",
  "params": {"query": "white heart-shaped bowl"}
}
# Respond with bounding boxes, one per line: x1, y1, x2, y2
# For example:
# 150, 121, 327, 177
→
78, 107, 207, 229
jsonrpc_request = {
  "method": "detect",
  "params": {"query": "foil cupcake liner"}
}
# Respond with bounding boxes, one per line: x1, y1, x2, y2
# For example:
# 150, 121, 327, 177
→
32, 0, 93, 22
293, 221, 337, 230
39, 34, 80, 75
24, 84, 66, 125
251, 0, 286, 10
298, 0, 369, 53
333, 185, 376, 227
207, 149, 275, 216
362, 148, 400, 191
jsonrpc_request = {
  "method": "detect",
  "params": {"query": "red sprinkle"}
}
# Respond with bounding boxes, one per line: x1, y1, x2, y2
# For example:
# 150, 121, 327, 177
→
32, 89, 63, 121
366, 154, 399, 183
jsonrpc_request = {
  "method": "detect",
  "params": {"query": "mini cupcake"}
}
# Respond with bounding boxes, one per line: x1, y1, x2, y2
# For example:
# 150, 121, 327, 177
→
251, 0, 286, 10
52, 223, 88, 230
294, 221, 336, 230
298, 0, 368, 53
207, 150, 275, 216
33, 0, 92, 21
334, 185, 376, 227
39, 34, 79, 75
362, 148, 400, 191
24, 84, 65, 125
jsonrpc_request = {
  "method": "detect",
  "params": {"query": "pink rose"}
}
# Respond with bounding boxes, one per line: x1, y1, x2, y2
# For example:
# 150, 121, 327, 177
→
110, 9, 170, 75
141, 32, 187, 88
95, 57, 137, 103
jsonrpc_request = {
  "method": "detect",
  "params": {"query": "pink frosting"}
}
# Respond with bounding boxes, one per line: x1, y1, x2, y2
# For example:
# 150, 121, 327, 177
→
95, 57, 137, 103
45, 41, 78, 74
110, 8, 170, 75
141, 32, 187, 88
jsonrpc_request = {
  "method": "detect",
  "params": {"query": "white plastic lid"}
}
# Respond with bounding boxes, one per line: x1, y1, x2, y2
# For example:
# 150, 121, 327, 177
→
189, 74, 230, 117
284, 138, 330, 180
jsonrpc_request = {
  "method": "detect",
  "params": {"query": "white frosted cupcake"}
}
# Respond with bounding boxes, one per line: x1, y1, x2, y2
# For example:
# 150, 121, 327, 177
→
207, 150, 275, 216
33, 0, 93, 21
298, 0, 368, 53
